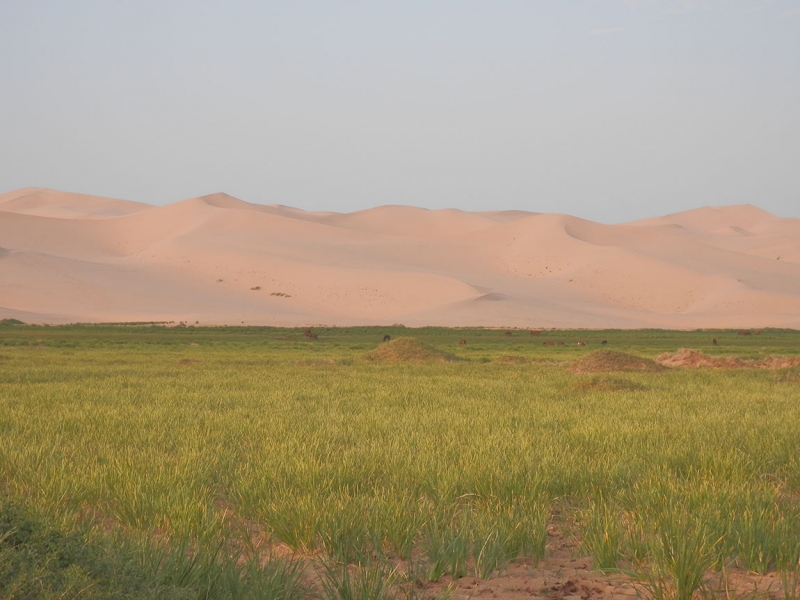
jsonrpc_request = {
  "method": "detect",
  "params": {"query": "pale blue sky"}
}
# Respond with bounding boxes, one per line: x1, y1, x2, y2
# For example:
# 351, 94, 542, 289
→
1, 0, 798, 222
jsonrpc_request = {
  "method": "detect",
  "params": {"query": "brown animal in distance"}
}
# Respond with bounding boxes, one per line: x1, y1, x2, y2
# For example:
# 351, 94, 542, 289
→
577, 342, 586, 346
459, 339, 466, 345
383, 334, 391, 342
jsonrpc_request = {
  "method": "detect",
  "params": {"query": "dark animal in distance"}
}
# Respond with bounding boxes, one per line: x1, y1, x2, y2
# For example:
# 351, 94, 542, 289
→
577, 342, 586, 347
601, 340, 608, 345
459, 339, 466, 345
304, 329, 318, 340
504, 331, 513, 337
383, 335, 391, 342
307, 333, 318, 340
712, 338, 718, 346
557, 342, 565, 346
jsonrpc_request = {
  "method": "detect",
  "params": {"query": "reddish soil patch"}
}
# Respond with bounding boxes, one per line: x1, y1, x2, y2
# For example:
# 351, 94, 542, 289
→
656, 348, 800, 369
212, 501, 786, 600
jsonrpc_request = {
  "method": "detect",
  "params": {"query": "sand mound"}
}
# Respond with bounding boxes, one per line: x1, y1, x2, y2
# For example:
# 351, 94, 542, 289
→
570, 350, 667, 373
656, 348, 800, 369
362, 337, 459, 363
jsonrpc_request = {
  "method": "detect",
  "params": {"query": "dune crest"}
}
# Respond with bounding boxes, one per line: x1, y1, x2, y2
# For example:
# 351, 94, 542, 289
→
1, 188, 798, 328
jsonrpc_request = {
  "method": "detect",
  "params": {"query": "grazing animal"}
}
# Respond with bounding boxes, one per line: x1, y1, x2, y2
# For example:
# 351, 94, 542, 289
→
601, 340, 608, 345
577, 342, 586, 347
712, 338, 718, 346
530, 330, 541, 336
383, 334, 391, 342
754, 330, 760, 335
738, 331, 752, 336
504, 331, 513, 337
543, 341, 554, 346
307, 333, 318, 340
304, 329, 316, 339
557, 342, 565, 346
459, 339, 466, 345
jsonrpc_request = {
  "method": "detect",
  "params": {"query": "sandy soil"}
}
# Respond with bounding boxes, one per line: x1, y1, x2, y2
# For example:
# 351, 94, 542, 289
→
408, 525, 783, 600
411, 534, 783, 600
246, 517, 784, 600
1, 188, 799, 328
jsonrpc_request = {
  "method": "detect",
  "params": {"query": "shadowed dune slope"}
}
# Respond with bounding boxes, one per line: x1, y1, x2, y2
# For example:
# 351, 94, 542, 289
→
1, 188, 799, 328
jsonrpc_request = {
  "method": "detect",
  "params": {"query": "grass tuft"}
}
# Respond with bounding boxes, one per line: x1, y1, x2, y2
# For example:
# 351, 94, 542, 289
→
572, 376, 648, 392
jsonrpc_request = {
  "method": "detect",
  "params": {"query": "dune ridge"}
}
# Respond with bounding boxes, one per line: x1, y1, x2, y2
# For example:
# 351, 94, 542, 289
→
1, 188, 798, 328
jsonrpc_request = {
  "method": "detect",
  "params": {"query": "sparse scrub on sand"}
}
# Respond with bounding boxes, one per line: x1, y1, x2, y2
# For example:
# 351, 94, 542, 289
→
0, 326, 799, 597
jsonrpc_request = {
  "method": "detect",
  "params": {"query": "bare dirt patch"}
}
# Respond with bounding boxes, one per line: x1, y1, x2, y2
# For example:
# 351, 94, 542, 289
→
362, 337, 459, 364
656, 348, 800, 369
570, 350, 667, 374
176, 358, 202, 366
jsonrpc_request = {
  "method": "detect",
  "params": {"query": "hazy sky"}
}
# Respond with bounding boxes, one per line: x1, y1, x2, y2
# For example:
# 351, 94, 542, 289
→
1, 1, 798, 222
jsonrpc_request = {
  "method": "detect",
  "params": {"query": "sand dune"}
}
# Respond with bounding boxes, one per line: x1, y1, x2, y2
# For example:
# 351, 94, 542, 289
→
1, 188, 798, 328
0, 187, 151, 220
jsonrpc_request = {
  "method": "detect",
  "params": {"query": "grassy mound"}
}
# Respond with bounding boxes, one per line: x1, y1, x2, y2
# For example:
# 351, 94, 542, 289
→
362, 337, 459, 363
570, 350, 667, 373
0, 318, 25, 326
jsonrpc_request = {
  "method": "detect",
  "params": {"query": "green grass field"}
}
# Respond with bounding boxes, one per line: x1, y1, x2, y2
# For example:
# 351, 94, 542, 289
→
1, 324, 799, 599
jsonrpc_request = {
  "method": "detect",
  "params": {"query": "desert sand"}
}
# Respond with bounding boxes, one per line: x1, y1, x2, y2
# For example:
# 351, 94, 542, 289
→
1, 187, 798, 328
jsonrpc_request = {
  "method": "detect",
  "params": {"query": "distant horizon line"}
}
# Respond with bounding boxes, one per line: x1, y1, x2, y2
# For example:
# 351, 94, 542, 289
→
0, 186, 784, 225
